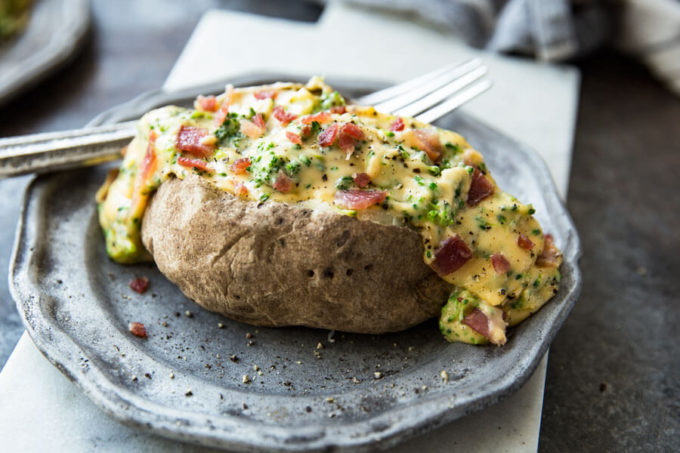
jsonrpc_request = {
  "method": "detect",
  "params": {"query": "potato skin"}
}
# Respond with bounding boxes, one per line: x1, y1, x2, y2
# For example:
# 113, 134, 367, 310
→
141, 175, 453, 334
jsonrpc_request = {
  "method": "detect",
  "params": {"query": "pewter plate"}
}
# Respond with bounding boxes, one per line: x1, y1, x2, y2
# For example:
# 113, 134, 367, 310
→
10, 76, 581, 452
0, 0, 89, 106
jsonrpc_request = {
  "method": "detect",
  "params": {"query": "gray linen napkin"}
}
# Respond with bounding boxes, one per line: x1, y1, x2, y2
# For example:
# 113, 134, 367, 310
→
320, 0, 680, 95
320, 0, 609, 60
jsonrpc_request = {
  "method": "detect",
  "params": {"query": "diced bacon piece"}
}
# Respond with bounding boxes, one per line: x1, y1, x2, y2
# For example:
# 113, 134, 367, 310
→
178, 156, 210, 172
234, 182, 249, 197
301, 112, 331, 124
129, 322, 147, 338
517, 233, 535, 250
130, 132, 158, 212
462, 308, 507, 345
273, 173, 293, 193
536, 234, 561, 267
176, 126, 215, 158
318, 123, 339, 147
491, 253, 510, 274
240, 119, 265, 139
334, 189, 387, 210
254, 90, 277, 100
341, 123, 364, 140
214, 103, 230, 125
273, 106, 297, 125
286, 131, 302, 145
129, 277, 149, 294
300, 124, 312, 138
337, 123, 365, 154
431, 235, 472, 276
251, 113, 265, 129
353, 173, 371, 188
390, 117, 405, 132
338, 134, 356, 153
230, 157, 250, 175
462, 309, 490, 339
467, 169, 494, 206
330, 105, 347, 114
196, 95, 218, 112
412, 129, 442, 162
139, 131, 158, 184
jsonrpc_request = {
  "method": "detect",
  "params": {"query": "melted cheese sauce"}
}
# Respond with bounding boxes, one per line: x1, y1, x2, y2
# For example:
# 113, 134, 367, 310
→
97, 77, 562, 345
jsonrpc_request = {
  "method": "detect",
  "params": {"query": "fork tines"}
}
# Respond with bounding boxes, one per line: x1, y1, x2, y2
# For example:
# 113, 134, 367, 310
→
354, 59, 491, 124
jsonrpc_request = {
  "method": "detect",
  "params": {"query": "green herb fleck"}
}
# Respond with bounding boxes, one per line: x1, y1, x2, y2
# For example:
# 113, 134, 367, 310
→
310, 121, 321, 135
427, 166, 441, 176
335, 176, 354, 190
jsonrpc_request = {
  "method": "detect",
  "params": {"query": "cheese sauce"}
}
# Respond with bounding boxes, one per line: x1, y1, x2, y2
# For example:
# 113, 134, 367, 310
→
97, 77, 562, 345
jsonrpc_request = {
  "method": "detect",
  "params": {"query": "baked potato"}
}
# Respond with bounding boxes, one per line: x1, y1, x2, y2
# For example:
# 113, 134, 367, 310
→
97, 77, 562, 345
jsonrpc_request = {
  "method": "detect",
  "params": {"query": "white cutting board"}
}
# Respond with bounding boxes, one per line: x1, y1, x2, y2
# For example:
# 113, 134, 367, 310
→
0, 3, 579, 452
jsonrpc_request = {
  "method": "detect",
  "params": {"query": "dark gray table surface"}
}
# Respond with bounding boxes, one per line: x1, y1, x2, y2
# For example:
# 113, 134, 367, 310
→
0, 1, 677, 451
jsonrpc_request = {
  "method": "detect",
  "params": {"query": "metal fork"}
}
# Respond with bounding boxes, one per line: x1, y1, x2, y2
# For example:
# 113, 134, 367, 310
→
0, 60, 491, 178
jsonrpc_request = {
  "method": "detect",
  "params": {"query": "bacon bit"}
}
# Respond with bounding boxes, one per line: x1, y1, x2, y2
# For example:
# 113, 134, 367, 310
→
390, 117, 405, 132
463, 308, 507, 345
338, 123, 364, 154
338, 134, 355, 153
254, 90, 277, 100
431, 235, 472, 276
214, 102, 230, 125
462, 309, 490, 339
178, 156, 210, 172
230, 157, 251, 175
353, 172, 371, 188
139, 131, 158, 184
176, 126, 215, 158
196, 95, 218, 112
273, 173, 293, 193
286, 131, 302, 145
301, 112, 331, 124
318, 123, 339, 147
491, 254, 510, 274
240, 119, 265, 139
129, 322, 147, 338
234, 182, 249, 197
300, 124, 312, 138
536, 234, 561, 267
251, 113, 265, 129
334, 189, 387, 210
329, 105, 347, 114
129, 132, 157, 213
467, 169, 494, 206
341, 122, 364, 139
273, 105, 297, 125
129, 277, 149, 294
412, 129, 442, 163
517, 233, 535, 250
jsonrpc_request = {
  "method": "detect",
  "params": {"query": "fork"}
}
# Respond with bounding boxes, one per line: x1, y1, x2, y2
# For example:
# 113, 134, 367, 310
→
0, 60, 491, 178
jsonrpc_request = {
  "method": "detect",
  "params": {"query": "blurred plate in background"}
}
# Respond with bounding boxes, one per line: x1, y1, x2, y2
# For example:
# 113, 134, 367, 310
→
0, 0, 89, 107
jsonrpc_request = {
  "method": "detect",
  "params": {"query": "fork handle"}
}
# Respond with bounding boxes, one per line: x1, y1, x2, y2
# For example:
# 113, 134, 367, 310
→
0, 120, 138, 178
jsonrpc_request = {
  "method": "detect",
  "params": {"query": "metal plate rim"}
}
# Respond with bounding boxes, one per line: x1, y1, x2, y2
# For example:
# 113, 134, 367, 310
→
9, 74, 582, 452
